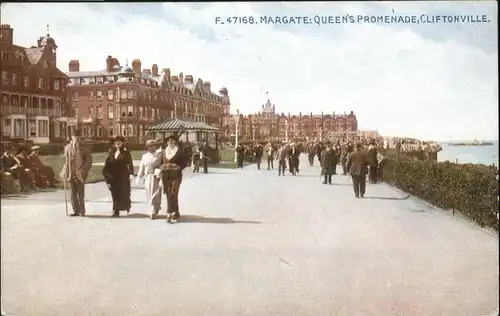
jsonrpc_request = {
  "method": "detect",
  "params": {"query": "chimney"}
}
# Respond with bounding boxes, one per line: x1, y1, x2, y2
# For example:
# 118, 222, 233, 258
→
143, 69, 151, 75
112, 58, 120, 68
184, 75, 193, 84
0, 24, 13, 46
179, 72, 184, 83
162, 68, 171, 79
152, 64, 158, 76
106, 55, 113, 72
131, 59, 141, 74
203, 81, 211, 92
69, 60, 80, 72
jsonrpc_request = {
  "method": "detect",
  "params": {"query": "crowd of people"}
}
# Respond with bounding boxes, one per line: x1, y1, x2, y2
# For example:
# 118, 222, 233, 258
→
0, 144, 56, 194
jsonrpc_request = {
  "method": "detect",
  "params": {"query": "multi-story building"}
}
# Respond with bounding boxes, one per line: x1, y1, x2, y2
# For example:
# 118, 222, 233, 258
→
0, 24, 69, 144
66, 57, 230, 141
228, 98, 358, 141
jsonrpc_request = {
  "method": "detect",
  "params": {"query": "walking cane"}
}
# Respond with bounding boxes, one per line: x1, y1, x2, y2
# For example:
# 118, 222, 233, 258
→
63, 178, 69, 216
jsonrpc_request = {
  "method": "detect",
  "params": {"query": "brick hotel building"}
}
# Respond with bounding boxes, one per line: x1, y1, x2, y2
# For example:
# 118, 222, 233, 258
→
66, 57, 231, 141
0, 24, 70, 144
225, 98, 359, 141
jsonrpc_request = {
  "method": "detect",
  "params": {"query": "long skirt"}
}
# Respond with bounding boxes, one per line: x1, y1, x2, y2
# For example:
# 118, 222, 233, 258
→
164, 174, 182, 216
144, 174, 162, 214
109, 178, 131, 212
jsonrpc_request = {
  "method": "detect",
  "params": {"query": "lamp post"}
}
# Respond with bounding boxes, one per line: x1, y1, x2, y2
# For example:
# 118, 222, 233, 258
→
252, 120, 256, 141
284, 119, 288, 142
234, 109, 240, 163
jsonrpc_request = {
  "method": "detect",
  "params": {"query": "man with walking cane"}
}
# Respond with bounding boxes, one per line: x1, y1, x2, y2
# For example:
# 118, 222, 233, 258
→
60, 129, 93, 217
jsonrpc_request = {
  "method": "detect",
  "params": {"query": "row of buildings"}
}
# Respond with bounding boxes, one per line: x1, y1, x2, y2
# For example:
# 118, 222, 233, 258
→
1, 24, 362, 144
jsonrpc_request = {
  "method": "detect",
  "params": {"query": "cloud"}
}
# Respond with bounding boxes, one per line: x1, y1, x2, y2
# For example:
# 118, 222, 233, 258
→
1, 2, 497, 141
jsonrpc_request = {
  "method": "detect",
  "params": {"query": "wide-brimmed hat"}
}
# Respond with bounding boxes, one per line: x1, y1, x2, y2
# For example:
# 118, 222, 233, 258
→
145, 140, 157, 148
164, 135, 178, 143
31, 145, 41, 151
111, 135, 125, 143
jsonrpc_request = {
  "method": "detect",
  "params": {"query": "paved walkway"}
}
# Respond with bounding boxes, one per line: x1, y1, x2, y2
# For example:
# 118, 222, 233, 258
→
1, 156, 498, 316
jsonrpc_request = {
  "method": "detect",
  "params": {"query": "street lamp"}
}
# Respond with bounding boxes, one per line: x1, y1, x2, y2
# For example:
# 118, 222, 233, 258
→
234, 109, 240, 163
252, 120, 256, 141
284, 119, 289, 142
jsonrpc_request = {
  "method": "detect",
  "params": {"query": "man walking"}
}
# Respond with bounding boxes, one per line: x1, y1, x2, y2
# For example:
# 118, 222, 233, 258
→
200, 139, 209, 174
60, 129, 93, 216
254, 143, 264, 170
347, 143, 368, 198
320, 142, 336, 184
264, 142, 274, 170
275, 143, 288, 176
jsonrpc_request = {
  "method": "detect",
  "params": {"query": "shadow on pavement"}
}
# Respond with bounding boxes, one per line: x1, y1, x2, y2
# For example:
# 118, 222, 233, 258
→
83, 213, 263, 224
363, 194, 411, 201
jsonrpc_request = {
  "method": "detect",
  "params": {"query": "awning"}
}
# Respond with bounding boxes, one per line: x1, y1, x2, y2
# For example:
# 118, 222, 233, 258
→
146, 119, 220, 133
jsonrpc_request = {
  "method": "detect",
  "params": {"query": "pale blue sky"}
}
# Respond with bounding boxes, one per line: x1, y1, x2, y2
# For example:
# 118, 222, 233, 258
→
1, 2, 497, 141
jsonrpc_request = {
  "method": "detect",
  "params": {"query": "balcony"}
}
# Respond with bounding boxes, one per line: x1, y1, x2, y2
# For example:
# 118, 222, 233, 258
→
116, 112, 138, 122
1, 105, 59, 117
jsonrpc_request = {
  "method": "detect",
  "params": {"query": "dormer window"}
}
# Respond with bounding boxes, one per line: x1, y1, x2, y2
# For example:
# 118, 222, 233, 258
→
96, 77, 104, 84
89, 77, 95, 84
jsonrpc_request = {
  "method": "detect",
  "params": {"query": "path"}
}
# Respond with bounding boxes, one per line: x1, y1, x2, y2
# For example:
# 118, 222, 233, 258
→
1, 156, 498, 316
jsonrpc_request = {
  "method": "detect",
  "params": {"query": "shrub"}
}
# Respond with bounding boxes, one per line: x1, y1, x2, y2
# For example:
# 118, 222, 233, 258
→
383, 158, 499, 231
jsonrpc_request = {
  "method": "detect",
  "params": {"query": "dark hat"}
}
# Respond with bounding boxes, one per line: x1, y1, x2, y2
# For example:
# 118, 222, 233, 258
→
71, 129, 82, 136
165, 135, 178, 143
355, 143, 363, 150
111, 135, 125, 143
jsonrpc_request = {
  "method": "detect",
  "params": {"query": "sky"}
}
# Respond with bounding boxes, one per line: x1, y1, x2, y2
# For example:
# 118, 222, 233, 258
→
1, 2, 497, 141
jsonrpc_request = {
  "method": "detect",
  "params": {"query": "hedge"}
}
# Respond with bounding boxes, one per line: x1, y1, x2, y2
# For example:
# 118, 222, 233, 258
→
382, 158, 499, 231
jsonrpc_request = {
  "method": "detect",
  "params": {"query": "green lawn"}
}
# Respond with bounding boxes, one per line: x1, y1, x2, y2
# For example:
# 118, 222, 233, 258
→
41, 151, 144, 189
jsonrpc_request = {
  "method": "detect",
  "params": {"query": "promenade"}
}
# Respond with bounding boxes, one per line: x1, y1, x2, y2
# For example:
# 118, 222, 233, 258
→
1, 156, 498, 316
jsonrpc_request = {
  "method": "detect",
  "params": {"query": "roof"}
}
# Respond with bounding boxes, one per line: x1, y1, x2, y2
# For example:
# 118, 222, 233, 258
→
146, 119, 220, 133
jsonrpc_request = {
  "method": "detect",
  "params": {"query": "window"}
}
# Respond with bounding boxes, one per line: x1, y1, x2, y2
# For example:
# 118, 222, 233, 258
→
120, 89, 127, 100
24, 75, 30, 88
89, 90, 95, 100
3, 119, 11, 136
106, 76, 114, 83
73, 91, 79, 101
12, 73, 18, 85
44, 60, 50, 69
38, 77, 45, 90
38, 120, 49, 137
120, 105, 127, 117
55, 100, 61, 116
127, 124, 134, 136
96, 90, 103, 100
107, 89, 114, 100
127, 105, 133, 117
108, 104, 114, 119
97, 104, 103, 119
1, 71, 8, 85
54, 79, 60, 91
108, 126, 114, 136
89, 77, 95, 84
96, 77, 104, 84
127, 89, 134, 99
29, 119, 36, 136
14, 119, 25, 137
97, 126, 103, 137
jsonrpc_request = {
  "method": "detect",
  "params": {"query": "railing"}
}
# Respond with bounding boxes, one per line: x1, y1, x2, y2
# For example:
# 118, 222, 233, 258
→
1, 106, 60, 117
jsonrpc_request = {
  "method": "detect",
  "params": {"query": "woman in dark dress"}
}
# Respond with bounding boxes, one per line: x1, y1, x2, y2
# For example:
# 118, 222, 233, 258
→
159, 135, 188, 223
103, 136, 135, 217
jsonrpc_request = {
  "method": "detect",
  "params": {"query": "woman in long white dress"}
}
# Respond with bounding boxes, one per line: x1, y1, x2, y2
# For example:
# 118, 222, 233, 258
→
136, 140, 163, 219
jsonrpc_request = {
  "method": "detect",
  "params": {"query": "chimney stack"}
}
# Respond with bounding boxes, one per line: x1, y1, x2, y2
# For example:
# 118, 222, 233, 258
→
132, 59, 141, 74
69, 60, 80, 72
106, 55, 113, 72
184, 75, 193, 84
152, 64, 158, 76
203, 81, 211, 92
0, 24, 13, 46
179, 72, 184, 83
162, 68, 171, 79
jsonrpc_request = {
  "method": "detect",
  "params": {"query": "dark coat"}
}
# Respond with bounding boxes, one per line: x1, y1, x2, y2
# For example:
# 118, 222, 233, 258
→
347, 150, 368, 176
103, 148, 134, 184
254, 145, 264, 159
320, 149, 337, 175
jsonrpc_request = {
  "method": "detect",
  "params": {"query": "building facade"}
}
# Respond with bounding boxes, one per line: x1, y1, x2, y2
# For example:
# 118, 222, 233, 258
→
227, 98, 358, 141
66, 57, 230, 141
0, 24, 69, 144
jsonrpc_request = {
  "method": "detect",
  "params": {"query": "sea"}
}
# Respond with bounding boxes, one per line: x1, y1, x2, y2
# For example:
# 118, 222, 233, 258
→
438, 141, 499, 166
